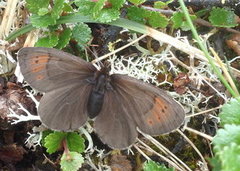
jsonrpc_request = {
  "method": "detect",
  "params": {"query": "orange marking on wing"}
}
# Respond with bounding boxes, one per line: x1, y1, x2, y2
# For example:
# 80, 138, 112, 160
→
31, 65, 45, 73
37, 55, 50, 64
30, 55, 49, 64
145, 97, 167, 126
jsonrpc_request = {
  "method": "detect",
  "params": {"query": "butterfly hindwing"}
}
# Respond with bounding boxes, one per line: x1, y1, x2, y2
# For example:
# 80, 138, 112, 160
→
94, 89, 138, 149
38, 81, 93, 131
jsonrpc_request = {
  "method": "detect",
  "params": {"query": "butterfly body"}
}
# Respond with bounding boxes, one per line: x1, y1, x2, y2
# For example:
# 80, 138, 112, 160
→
87, 70, 112, 118
18, 47, 185, 149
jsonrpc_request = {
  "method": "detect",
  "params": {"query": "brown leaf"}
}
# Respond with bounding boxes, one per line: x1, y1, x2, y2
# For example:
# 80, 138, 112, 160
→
110, 154, 132, 171
226, 33, 240, 55
174, 73, 190, 94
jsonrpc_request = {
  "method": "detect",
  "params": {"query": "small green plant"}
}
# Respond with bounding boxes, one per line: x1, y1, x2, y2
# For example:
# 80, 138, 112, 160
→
211, 98, 240, 171
44, 132, 85, 171
209, 7, 238, 27
143, 160, 174, 171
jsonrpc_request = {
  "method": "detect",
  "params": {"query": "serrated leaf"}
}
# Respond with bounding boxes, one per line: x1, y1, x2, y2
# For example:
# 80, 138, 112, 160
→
38, 8, 49, 16
212, 124, 240, 152
51, 0, 65, 20
218, 143, 240, 171
30, 14, 55, 28
109, 0, 125, 9
63, 2, 74, 13
26, 0, 49, 14
127, 6, 146, 24
44, 132, 66, 154
93, 0, 107, 18
96, 8, 120, 22
219, 98, 240, 126
209, 157, 222, 171
60, 152, 84, 171
143, 160, 174, 171
66, 132, 85, 153
41, 130, 54, 145
209, 7, 238, 27
55, 28, 72, 49
35, 33, 59, 48
147, 11, 168, 28
75, 0, 95, 16
154, 0, 174, 9
128, 0, 146, 5
72, 23, 92, 47
171, 12, 196, 31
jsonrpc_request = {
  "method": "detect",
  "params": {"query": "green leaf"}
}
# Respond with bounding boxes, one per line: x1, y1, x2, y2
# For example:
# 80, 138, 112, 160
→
75, 0, 95, 16
143, 160, 174, 171
51, 0, 65, 20
96, 8, 120, 22
75, 0, 121, 22
109, 0, 125, 9
209, 156, 222, 171
128, 0, 146, 5
209, 7, 238, 27
30, 14, 55, 28
218, 143, 240, 171
55, 28, 72, 49
93, 0, 107, 18
35, 33, 59, 48
147, 11, 168, 28
154, 0, 174, 9
128, 6, 168, 28
213, 124, 240, 152
41, 130, 54, 145
72, 23, 92, 47
66, 132, 85, 153
38, 8, 49, 16
60, 152, 84, 171
26, 0, 49, 14
29, 0, 64, 28
219, 98, 240, 126
44, 132, 66, 154
63, 2, 74, 13
171, 12, 197, 31
127, 6, 146, 24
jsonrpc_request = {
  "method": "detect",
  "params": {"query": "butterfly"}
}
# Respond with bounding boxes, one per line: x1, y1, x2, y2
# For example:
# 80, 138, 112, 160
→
18, 47, 185, 149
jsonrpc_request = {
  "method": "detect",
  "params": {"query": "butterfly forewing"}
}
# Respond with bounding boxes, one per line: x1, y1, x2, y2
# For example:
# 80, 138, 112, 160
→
18, 47, 96, 131
18, 47, 96, 92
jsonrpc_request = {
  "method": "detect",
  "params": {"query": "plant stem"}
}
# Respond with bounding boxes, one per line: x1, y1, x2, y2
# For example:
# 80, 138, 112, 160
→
178, 0, 238, 98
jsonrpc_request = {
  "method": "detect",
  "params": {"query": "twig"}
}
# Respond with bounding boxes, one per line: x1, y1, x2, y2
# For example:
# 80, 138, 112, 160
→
92, 34, 147, 63
184, 127, 213, 141
186, 105, 222, 118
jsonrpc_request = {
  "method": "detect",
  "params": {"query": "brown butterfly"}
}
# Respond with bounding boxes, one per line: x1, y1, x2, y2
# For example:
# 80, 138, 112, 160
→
18, 47, 185, 149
